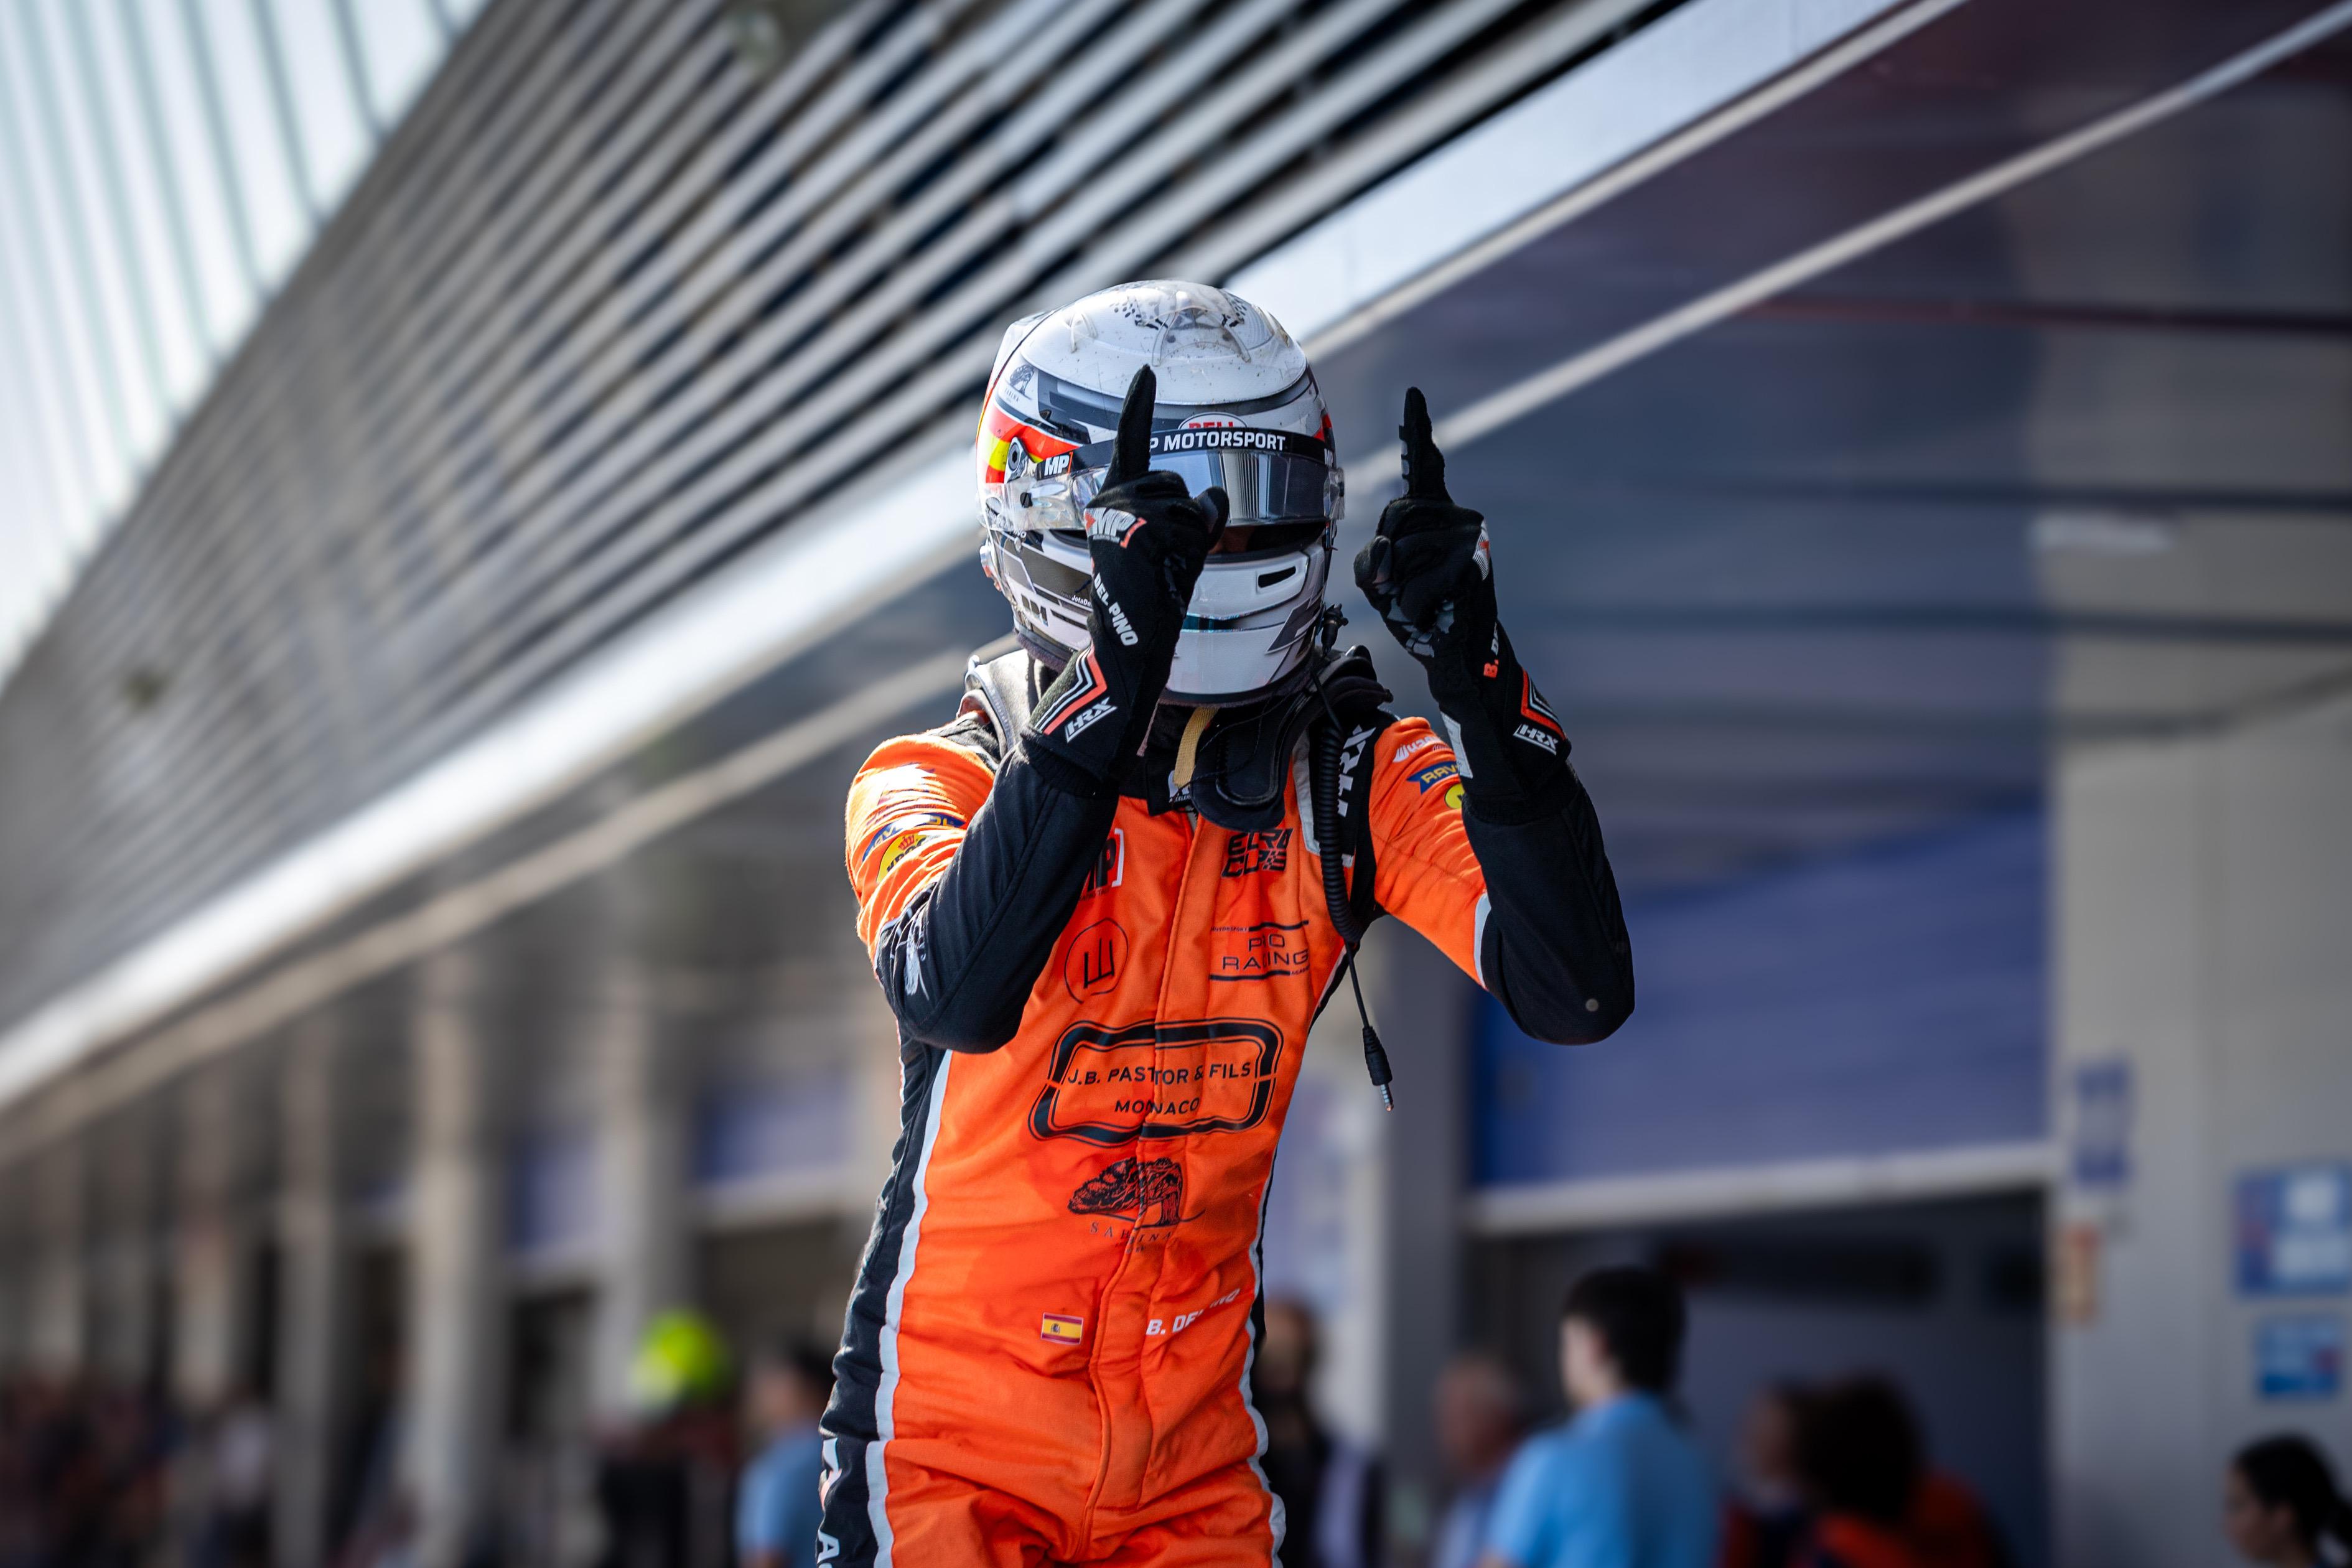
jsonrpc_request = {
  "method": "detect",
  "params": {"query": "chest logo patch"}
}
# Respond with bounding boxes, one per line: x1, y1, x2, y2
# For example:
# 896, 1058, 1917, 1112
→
1029, 1019, 1283, 1145
1222, 827, 1291, 877
1063, 919, 1130, 1001
1080, 829, 1124, 897
1067, 1155, 1187, 1228
1210, 920, 1310, 982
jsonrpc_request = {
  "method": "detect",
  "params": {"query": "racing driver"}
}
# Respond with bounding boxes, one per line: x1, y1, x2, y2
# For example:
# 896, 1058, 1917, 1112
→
821, 281, 1633, 1565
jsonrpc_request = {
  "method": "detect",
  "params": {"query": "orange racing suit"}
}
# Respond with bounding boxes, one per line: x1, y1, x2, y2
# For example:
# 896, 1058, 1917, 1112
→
819, 646, 1630, 1566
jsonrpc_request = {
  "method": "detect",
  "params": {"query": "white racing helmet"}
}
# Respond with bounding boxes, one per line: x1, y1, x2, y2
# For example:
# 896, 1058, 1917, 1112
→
977, 280, 1343, 706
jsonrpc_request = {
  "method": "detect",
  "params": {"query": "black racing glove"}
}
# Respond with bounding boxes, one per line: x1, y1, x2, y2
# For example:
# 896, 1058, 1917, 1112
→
1025, 365, 1228, 795
1354, 387, 1570, 823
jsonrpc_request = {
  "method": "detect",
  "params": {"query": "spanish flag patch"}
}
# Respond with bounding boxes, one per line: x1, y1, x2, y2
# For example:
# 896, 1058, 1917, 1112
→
1040, 1314, 1085, 1345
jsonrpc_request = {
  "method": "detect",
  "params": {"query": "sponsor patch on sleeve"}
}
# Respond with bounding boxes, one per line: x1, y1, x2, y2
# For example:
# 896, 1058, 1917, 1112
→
1393, 734, 1444, 765
875, 829, 956, 879
1409, 761, 1460, 795
855, 811, 965, 867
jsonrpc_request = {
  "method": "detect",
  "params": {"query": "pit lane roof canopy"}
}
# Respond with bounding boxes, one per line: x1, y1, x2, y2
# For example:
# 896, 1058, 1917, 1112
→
0, 0, 483, 687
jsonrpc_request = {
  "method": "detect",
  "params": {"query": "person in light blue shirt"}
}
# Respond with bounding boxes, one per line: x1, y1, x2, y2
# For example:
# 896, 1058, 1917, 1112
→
1480, 1267, 1719, 1568
737, 1339, 833, 1568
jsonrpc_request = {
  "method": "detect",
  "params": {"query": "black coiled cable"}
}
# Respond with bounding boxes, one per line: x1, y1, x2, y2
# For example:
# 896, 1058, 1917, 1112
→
1314, 701, 1394, 1108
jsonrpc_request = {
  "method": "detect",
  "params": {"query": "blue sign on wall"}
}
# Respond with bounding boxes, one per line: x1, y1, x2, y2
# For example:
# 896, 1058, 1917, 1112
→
2069, 1059, 2132, 1190
694, 1071, 852, 1187
2236, 1164, 2352, 1297
508, 1126, 598, 1256
1473, 810, 2046, 1187
2255, 1314, 2345, 1401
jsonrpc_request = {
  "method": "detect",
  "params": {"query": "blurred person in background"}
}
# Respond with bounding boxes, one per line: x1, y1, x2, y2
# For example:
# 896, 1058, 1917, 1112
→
821, 279, 1633, 1566
737, 1339, 833, 1568
596, 1310, 737, 1568
1719, 1383, 1811, 1568
1253, 1299, 1382, 1568
2225, 1434, 2352, 1568
202, 1382, 275, 1568
89, 1381, 174, 1568
3, 1376, 106, 1567
1432, 1353, 1529, 1568
0, 1374, 180, 1568
1480, 1266, 1717, 1568
333, 1342, 414, 1568
1791, 1376, 2005, 1568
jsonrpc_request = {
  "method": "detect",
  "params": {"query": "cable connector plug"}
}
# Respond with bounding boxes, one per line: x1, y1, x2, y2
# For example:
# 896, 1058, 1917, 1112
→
1361, 1023, 1393, 1111
1342, 948, 1394, 1111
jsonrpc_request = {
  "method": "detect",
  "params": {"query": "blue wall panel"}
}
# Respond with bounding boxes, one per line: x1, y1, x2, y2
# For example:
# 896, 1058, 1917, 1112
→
1473, 809, 2046, 1187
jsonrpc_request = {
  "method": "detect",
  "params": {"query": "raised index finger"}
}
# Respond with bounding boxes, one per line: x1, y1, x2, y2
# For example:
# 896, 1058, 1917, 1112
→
1106, 364, 1157, 488
1398, 386, 1450, 505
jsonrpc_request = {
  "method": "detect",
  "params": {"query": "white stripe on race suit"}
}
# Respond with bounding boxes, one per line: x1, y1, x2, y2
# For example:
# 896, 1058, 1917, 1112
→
1239, 1177, 1286, 1564
868, 1051, 953, 1566
1440, 712, 1471, 778
1473, 892, 1491, 991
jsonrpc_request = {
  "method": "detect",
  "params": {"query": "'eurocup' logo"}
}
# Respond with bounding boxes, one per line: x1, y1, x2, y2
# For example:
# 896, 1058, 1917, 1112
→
1221, 828, 1291, 877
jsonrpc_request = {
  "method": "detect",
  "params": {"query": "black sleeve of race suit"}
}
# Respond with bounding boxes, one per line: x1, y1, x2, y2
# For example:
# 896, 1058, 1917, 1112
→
1460, 767, 1635, 1045
1351, 388, 1633, 1043
871, 737, 1117, 1054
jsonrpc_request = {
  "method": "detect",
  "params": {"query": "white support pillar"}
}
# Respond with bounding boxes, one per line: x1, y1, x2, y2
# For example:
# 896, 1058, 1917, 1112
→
0, 1169, 22, 1373
2052, 692, 2352, 1568
590, 958, 693, 1422
276, 1015, 351, 1568
28, 1141, 88, 1376
1370, 923, 1477, 1555
89, 1111, 164, 1388
173, 1062, 256, 1410
403, 950, 506, 1568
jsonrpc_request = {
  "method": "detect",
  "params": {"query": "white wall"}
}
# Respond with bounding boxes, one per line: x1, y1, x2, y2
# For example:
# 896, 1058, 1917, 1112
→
2053, 691, 2352, 1567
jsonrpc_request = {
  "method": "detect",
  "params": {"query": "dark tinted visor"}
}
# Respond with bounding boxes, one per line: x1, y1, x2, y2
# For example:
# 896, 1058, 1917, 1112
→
1066, 427, 1337, 525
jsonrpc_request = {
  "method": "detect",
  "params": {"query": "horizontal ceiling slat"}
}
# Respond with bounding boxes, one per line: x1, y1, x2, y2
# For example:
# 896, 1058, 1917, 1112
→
0, 0, 696, 959
376, 0, 1039, 709
10, 0, 670, 841
345, 1, 961, 594
61, 0, 628, 663
0, 0, 697, 980
72, 0, 691, 717
5, 1, 713, 859
387, 0, 1131, 727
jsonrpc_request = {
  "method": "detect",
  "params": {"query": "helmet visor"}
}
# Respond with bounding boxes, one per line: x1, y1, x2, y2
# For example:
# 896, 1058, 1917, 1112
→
1014, 427, 1339, 531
